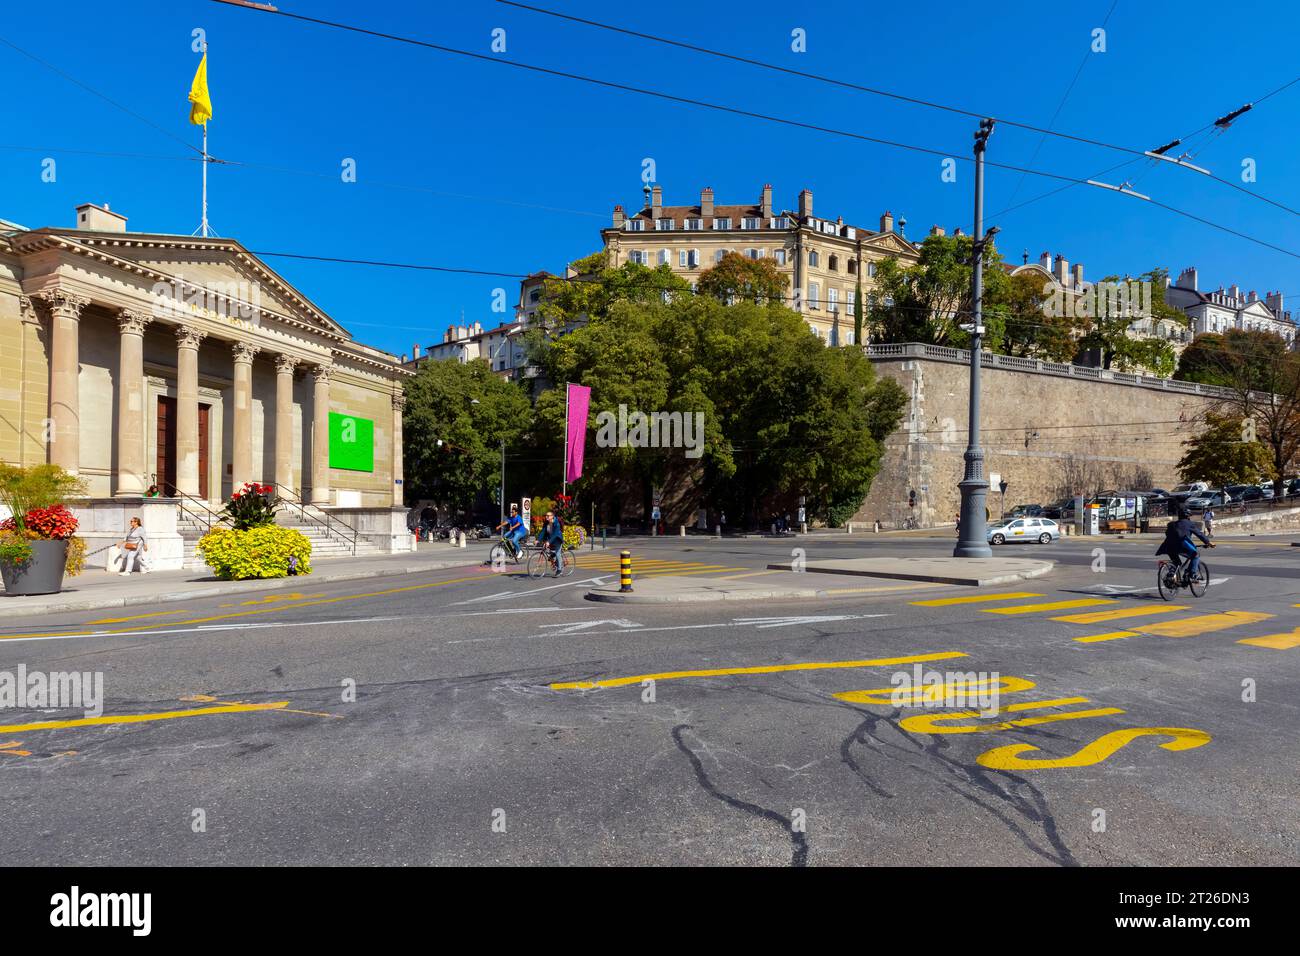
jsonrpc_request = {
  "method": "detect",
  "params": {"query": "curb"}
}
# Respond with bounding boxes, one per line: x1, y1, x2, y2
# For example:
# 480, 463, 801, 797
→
764, 561, 1054, 588
0, 558, 484, 616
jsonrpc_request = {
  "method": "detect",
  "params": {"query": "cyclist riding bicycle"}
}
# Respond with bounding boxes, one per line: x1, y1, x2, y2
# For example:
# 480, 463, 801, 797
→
1155, 507, 1214, 581
495, 504, 527, 559
539, 509, 564, 575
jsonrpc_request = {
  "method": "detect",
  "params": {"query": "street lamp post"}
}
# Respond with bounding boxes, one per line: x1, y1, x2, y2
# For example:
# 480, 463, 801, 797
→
954, 118, 996, 559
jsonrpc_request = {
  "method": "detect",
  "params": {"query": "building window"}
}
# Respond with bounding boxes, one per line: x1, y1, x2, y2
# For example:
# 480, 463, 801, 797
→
773, 249, 787, 265
528, 288, 541, 303
713, 217, 732, 230
745, 248, 760, 259
684, 218, 702, 230
829, 255, 839, 271
847, 289, 857, 311
867, 262, 877, 277
626, 219, 644, 232
847, 260, 857, 275
828, 288, 839, 313
715, 249, 727, 263
657, 218, 675, 231
772, 216, 789, 229
629, 250, 648, 265
742, 217, 760, 230
808, 282, 820, 309
808, 250, 820, 268
658, 249, 671, 265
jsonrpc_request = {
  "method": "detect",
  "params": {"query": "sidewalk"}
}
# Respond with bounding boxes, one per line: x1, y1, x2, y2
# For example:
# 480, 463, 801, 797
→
0, 541, 496, 616
766, 556, 1053, 587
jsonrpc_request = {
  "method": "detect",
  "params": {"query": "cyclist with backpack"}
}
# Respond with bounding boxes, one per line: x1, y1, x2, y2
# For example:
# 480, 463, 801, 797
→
1156, 507, 1214, 583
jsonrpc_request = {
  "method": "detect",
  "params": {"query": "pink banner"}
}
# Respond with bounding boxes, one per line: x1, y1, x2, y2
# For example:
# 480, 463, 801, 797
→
565, 383, 591, 484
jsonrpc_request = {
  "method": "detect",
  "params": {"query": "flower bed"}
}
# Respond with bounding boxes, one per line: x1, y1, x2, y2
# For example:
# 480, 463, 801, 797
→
196, 525, 313, 580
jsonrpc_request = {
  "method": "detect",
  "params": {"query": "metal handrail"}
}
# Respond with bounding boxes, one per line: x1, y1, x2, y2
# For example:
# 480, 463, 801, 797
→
158, 480, 224, 533
269, 482, 359, 554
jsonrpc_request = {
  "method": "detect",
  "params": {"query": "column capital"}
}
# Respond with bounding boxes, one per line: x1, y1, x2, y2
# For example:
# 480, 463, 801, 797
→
392, 391, 407, 412
311, 363, 333, 385
175, 324, 207, 350
275, 353, 300, 375
18, 295, 40, 325
34, 288, 90, 318
117, 308, 152, 336
232, 341, 261, 364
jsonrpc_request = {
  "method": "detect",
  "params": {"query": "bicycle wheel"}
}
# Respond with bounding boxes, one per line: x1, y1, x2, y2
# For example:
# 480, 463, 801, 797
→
562, 546, 577, 576
527, 550, 548, 579
1188, 562, 1210, 597
488, 543, 508, 567
1156, 562, 1174, 601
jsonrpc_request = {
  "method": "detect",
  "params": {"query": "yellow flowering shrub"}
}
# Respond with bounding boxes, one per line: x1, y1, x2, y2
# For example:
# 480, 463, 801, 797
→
196, 526, 313, 580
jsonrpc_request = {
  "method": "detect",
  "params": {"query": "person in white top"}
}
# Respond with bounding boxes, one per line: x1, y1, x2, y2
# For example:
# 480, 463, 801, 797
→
120, 517, 149, 576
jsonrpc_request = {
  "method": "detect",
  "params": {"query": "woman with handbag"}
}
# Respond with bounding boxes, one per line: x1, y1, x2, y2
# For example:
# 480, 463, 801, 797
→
120, 516, 149, 576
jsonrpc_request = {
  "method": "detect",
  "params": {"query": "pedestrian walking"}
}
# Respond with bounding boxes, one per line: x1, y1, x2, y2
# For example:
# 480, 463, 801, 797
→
119, 516, 149, 576
1203, 507, 1214, 538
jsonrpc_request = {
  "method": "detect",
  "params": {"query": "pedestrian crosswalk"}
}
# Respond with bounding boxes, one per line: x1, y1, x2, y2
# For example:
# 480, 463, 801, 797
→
568, 555, 749, 578
909, 590, 1296, 650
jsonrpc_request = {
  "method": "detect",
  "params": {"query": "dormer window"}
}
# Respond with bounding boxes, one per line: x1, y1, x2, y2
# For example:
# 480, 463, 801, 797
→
657, 218, 675, 231
772, 216, 789, 229
742, 217, 760, 230
684, 218, 702, 230
713, 217, 732, 230
626, 219, 644, 231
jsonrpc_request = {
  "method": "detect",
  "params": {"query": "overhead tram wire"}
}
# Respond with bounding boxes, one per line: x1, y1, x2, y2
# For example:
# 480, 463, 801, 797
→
496, 0, 1300, 219
211, 2, 1300, 263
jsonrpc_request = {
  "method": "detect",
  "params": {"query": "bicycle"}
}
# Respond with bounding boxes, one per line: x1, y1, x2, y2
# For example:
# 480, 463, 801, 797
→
527, 544, 572, 579
488, 534, 528, 568
1156, 552, 1212, 600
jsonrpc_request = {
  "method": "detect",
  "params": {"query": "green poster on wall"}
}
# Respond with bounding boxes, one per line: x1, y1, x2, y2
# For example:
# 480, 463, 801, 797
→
329, 412, 375, 472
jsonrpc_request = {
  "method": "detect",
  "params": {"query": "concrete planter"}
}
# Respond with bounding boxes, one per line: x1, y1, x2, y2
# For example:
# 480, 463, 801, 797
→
0, 539, 69, 596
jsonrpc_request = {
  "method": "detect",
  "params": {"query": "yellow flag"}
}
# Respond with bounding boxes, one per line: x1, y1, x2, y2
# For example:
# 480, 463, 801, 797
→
188, 52, 212, 126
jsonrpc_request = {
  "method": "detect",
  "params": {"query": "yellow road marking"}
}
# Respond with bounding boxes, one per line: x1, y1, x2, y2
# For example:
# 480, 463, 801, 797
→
983, 598, 1117, 615
835, 675, 1038, 706
1131, 610, 1272, 638
86, 610, 188, 624
237, 592, 309, 605
900, 697, 1124, 734
179, 694, 219, 702
0, 574, 485, 641
977, 727, 1211, 770
910, 591, 1044, 607
1073, 630, 1139, 644
1237, 627, 1300, 650
551, 650, 969, 690
1053, 605, 1188, 624
0, 701, 289, 734
822, 583, 946, 595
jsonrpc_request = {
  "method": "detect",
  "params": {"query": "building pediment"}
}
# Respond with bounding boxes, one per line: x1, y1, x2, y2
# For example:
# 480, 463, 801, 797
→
10, 229, 349, 342
860, 231, 917, 256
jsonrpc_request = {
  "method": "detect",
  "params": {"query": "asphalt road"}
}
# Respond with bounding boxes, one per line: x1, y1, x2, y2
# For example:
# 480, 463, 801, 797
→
1, 531, 1297, 865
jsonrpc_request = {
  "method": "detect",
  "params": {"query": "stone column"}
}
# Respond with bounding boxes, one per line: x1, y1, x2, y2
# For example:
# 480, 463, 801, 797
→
274, 354, 298, 493
231, 341, 260, 491
175, 325, 206, 497
309, 362, 332, 505
36, 290, 89, 474
391, 390, 406, 506
115, 308, 152, 495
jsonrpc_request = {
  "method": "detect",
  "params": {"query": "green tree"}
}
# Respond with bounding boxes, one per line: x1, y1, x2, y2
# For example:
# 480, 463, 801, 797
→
1177, 412, 1274, 487
534, 250, 690, 329
402, 358, 532, 513
995, 271, 1074, 361
696, 251, 788, 305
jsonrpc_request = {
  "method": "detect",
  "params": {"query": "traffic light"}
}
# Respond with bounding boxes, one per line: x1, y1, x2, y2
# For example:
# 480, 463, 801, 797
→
908, 489, 916, 508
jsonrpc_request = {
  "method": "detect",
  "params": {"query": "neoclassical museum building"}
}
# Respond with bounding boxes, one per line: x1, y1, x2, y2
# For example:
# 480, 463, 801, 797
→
0, 203, 413, 568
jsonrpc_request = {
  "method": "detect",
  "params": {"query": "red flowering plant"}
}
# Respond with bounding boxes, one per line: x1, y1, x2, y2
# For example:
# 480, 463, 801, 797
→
0, 464, 88, 574
221, 482, 281, 531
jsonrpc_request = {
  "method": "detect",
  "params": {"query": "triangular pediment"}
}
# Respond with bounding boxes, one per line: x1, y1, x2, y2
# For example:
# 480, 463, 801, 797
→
861, 231, 917, 256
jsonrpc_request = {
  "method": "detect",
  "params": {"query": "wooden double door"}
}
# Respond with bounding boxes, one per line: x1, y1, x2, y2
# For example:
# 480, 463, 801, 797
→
155, 396, 211, 497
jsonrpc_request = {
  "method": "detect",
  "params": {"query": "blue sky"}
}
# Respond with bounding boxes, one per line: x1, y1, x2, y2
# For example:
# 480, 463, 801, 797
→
2, 0, 1298, 357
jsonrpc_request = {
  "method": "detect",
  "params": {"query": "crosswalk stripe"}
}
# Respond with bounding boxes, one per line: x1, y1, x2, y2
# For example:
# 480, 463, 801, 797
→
1130, 611, 1272, 638
910, 591, 1044, 607
1237, 627, 1300, 650
1053, 605, 1188, 624
1073, 630, 1139, 644
983, 599, 1117, 615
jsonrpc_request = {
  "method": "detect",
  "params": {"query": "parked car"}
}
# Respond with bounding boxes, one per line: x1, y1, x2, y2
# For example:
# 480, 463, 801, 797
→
1172, 481, 1210, 495
987, 517, 1059, 545
1005, 503, 1044, 519
1227, 484, 1263, 503
1288, 478, 1300, 498
1185, 490, 1234, 512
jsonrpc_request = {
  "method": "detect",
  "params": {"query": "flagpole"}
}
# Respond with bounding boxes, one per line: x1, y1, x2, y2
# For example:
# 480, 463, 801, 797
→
201, 122, 209, 238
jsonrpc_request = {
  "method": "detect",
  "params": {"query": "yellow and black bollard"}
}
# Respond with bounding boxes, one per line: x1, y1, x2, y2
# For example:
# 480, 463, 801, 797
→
619, 550, 633, 592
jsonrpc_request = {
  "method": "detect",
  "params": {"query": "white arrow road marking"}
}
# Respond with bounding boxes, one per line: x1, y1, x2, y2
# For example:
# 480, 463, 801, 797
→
1074, 577, 1230, 597
448, 576, 607, 605
537, 619, 644, 634
448, 613, 891, 644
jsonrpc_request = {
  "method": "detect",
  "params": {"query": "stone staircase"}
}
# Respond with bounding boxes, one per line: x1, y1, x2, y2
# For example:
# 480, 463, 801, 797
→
176, 507, 383, 570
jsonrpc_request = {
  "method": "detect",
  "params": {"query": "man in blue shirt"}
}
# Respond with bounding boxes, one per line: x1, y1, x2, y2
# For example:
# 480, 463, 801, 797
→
496, 504, 527, 558
540, 510, 565, 575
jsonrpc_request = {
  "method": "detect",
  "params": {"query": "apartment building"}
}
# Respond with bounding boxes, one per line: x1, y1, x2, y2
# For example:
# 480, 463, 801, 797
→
407, 320, 529, 379
1166, 267, 1296, 346
600, 183, 921, 343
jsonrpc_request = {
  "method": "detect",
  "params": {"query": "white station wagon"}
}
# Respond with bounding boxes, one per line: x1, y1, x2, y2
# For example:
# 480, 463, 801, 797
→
987, 517, 1060, 545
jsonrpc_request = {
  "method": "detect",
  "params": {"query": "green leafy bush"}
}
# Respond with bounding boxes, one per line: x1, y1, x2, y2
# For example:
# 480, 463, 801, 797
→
196, 526, 313, 580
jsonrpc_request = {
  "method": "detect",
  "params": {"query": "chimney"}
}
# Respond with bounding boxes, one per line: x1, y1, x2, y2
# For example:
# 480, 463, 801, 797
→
1177, 266, 1198, 291
700, 186, 714, 221
879, 210, 894, 234
930, 225, 945, 237
75, 202, 127, 233
797, 188, 813, 219
1040, 251, 1052, 269
952, 227, 964, 237
1072, 263, 1084, 289
1230, 283, 1240, 302
1054, 253, 1069, 286
1248, 290, 1258, 303
760, 183, 772, 218
413, 344, 422, 359
1267, 291, 1285, 316
651, 185, 662, 219
612, 204, 625, 227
